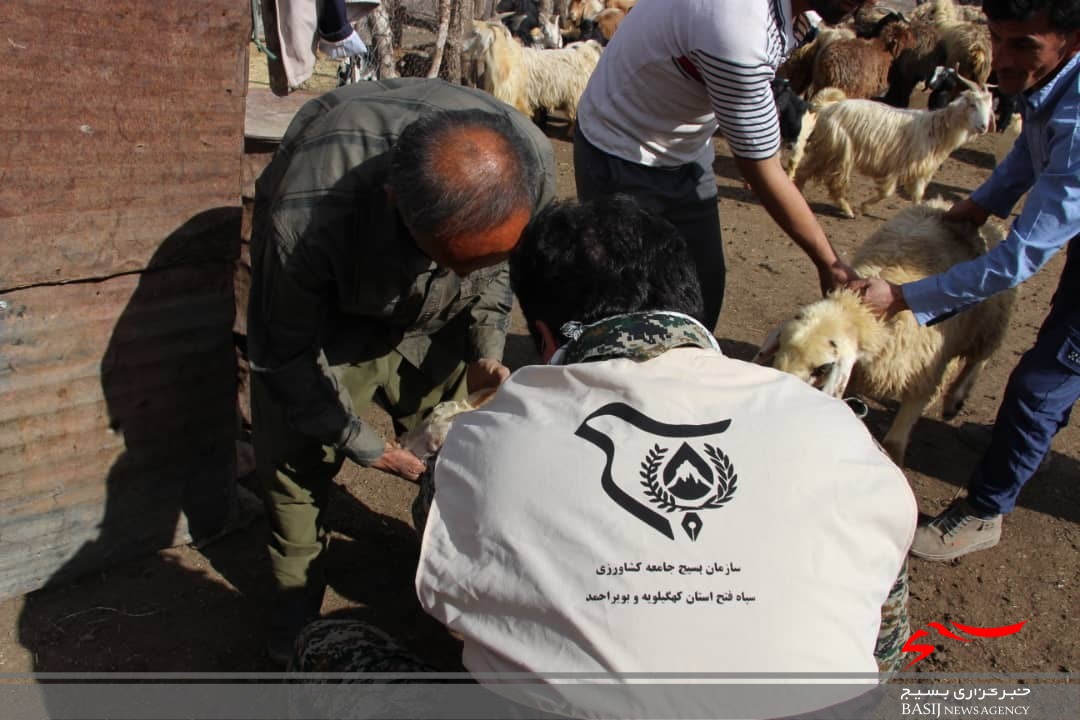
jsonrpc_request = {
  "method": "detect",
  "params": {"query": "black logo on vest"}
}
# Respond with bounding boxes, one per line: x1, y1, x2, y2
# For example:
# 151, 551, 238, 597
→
576, 403, 738, 541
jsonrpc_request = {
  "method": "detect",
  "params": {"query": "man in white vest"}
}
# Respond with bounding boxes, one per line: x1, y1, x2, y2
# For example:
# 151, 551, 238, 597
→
414, 195, 915, 716
291, 196, 916, 719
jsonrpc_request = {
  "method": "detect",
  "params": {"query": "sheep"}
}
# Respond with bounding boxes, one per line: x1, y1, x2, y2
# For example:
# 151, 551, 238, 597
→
850, 7, 907, 38
784, 86, 845, 178
772, 77, 809, 145
790, 76, 993, 218
591, 7, 625, 44
886, 0, 990, 107
882, 14, 947, 107
497, 0, 564, 50
464, 20, 603, 128
910, 0, 988, 27
400, 389, 497, 461
939, 13, 993, 87
777, 26, 855, 98
756, 200, 1016, 464
567, 0, 604, 26
809, 20, 918, 99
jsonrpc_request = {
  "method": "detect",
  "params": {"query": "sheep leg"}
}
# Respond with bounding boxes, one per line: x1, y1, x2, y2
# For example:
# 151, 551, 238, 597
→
943, 357, 987, 420
881, 390, 933, 465
786, 112, 816, 179
822, 137, 855, 218
859, 177, 897, 216
827, 179, 856, 219
909, 177, 928, 205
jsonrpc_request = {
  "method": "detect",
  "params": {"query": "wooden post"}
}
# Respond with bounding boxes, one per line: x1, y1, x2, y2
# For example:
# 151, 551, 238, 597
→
367, 4, 399, 78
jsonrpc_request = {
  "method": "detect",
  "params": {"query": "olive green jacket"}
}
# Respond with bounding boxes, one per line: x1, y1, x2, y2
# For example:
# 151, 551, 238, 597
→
248, 79, 556, 464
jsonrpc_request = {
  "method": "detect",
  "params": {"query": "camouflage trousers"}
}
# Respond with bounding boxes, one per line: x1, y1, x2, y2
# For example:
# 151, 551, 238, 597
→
875, 558, 912, 673
291, 618, 436, 673
286, 472, 437, 674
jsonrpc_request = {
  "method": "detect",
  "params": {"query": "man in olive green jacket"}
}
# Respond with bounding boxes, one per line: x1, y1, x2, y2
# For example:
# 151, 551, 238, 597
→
247, 78, 555, 664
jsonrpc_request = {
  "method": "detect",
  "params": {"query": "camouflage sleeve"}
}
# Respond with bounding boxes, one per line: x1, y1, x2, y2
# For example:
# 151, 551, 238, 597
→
875, 558, 911, 673
466, 261, 513, 362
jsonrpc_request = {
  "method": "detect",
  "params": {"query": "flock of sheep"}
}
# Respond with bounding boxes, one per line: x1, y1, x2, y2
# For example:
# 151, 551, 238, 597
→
451, 0, 1016, 468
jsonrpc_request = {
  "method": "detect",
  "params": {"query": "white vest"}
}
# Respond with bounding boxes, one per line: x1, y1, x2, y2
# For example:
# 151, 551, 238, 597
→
416, 349, 916, 716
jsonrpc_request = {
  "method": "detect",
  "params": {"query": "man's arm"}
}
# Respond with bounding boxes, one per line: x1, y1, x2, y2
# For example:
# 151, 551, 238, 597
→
964, 126, 1038, 221
462, 262, 514, 392
249, 226, 387, 466
901, 111, 1080, 324
690, 31, 855, 294
856, 107, 1079, 322
736, 154, 858, 293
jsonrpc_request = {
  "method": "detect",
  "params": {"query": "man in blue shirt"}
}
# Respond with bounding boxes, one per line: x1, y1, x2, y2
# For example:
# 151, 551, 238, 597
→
854, 0, 1080, 560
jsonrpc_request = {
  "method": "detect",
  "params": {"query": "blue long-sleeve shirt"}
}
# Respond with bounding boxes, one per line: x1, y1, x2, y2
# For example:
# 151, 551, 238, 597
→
902, 52, 1080, 325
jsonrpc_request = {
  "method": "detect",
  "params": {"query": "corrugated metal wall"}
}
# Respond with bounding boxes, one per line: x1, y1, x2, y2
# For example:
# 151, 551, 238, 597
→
0, 1, 249, 600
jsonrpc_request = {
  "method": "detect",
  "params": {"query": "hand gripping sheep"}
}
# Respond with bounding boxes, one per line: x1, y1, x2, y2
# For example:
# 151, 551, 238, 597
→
755, 200, 1016, 465
398, 388, 498, 462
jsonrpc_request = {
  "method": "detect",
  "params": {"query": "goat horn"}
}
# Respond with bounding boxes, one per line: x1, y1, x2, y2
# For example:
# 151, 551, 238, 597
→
955, 73, 982, 93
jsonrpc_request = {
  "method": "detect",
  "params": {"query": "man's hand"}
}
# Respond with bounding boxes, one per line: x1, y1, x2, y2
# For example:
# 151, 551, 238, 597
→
466, 358, 510, 394
943, 197, 990, 226
819, 259, 859, 296
371, 446, 427, 482
847, 277, 908, 319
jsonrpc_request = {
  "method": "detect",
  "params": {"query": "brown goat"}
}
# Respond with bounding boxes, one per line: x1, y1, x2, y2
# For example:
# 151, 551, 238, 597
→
812, 21, 917, 99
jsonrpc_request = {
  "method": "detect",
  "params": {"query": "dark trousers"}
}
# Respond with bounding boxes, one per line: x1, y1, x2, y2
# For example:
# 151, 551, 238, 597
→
573, 131, 725, 332
968, 238, 1080, 516
252, 351, 467, 597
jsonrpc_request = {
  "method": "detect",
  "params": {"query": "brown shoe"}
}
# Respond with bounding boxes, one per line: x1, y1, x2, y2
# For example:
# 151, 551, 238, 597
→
910, 499, 1002, 561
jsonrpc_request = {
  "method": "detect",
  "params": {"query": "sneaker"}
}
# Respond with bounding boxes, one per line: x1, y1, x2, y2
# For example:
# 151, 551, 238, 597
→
910, 499, 1002, 561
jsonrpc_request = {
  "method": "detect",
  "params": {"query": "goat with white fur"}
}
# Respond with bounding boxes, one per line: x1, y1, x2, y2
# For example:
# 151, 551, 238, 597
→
464, 20, 602, 127
757, 200, 1016, 464
791, 76, 993, 218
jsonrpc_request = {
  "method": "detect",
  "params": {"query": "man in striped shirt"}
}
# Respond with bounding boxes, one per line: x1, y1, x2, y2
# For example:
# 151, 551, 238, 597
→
575, 0, 865, 332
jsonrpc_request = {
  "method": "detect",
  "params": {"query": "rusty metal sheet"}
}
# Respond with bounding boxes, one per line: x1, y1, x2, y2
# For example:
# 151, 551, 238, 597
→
0, 0, 250, 289
0, 260, 239, 600
0, 0, 249, 600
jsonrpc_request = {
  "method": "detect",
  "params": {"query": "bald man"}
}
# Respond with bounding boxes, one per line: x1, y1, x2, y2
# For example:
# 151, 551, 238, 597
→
247, 79, 555, 664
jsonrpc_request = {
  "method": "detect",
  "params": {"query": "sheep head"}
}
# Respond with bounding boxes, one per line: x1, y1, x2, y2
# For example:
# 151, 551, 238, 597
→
953, 74, 995, 133
464, 20, 498, 55
880, 21, 917, 57
759, 291, 885, 399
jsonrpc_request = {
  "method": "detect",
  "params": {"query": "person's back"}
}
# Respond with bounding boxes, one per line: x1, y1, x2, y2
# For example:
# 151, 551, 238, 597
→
415, 196, 917, 716
418, 347, 914, 674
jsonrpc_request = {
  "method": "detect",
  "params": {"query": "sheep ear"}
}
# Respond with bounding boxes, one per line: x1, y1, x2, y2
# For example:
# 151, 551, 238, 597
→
753, 323, 784, 366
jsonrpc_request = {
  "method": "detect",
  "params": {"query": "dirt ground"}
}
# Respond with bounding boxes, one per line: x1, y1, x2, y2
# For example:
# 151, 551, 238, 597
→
1, 70, 1077, 678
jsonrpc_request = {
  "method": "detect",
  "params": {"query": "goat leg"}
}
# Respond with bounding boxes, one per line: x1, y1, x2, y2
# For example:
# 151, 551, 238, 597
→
943, 357, 986, 420
881, 389, 934, 465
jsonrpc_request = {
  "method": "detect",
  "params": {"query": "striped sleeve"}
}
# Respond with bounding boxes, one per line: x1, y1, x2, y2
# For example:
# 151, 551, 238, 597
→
690, 48, 781, 160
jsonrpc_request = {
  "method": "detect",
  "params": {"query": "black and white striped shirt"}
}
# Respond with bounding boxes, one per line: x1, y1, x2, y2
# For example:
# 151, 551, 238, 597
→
576, 0, 797, 165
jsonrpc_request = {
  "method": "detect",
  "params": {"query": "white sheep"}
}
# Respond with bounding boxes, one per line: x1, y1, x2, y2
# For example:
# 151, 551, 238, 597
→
464, 20, 602, 127
790, 76, 993, 218
756, 200, 1016, 464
